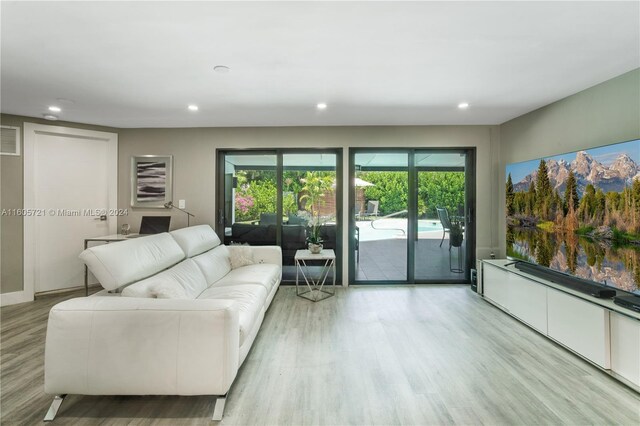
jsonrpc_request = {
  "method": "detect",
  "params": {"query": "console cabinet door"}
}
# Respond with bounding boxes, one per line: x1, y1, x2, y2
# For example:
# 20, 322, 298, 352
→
507, 274, 547, 334
547, 288, 610, 369
483, 264, 509, 309
610, 312, 640, 386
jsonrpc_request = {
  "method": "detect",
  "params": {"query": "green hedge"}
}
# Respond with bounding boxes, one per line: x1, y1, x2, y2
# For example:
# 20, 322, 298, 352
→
360, 171, 464, 218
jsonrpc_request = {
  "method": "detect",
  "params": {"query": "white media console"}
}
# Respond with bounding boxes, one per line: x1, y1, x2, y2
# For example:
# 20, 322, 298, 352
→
479, 259, 640, 392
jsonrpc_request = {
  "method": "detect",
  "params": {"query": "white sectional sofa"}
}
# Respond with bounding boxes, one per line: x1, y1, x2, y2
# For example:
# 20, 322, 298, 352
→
43, 225, 281, 421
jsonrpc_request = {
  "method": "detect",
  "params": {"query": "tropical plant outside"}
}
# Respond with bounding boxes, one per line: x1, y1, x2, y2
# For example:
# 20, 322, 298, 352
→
234, 170, 336, 223
232, 170, 465, 222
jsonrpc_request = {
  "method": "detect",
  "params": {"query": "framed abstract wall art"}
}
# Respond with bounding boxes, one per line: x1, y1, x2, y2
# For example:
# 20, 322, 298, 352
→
131, 155, 173, 208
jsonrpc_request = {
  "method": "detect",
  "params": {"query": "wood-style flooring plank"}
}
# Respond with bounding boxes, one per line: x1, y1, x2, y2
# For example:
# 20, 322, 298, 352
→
1, 285, 639, 425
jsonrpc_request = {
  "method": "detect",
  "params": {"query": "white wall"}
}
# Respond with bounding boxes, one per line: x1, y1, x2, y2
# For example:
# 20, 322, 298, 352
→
118, 125, 501, 284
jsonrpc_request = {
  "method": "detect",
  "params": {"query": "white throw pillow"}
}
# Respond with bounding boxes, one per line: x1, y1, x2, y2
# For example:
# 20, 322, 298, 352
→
150, 282, 190, 299
228, 245, 254, 269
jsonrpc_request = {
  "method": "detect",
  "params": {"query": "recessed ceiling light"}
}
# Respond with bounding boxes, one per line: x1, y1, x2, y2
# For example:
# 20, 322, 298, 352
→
48, 106, 61, 112
213, 65, 230, 73
188, 105, 199, 111
317, 103, 327, 110
43, 114, 58, 121
458, 102, 470, 109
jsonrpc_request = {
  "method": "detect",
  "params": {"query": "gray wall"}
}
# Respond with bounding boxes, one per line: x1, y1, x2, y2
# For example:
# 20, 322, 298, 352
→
3, 68, 637, 293
117, 126, 502, 283
498, 68, 640, 256
0, 114, 117, 294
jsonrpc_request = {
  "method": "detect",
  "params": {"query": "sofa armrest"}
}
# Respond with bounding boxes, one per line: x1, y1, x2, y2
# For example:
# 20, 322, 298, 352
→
249, 245, 282, 267
45, 297, 239, 396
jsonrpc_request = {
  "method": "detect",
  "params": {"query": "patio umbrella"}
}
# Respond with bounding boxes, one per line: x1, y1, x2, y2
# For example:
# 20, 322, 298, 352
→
331, 178, 375, 188
354, 177, 375, 187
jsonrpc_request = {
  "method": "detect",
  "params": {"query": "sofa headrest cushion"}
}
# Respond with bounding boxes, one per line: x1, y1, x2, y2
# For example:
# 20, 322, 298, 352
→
121, 259, 207, 299
79, 233, 185, 291
170, 225, 221, 257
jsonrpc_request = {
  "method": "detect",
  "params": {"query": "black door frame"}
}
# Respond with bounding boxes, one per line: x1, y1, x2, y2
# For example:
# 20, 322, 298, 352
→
215, 148, 343, 284
348, 147, 476, 284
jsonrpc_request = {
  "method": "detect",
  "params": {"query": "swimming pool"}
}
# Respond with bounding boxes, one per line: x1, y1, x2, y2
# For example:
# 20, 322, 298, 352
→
358, 219, 443, 242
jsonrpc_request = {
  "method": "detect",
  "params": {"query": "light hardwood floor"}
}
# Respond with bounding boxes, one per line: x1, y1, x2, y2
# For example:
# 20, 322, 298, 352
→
2, 285, 639, 425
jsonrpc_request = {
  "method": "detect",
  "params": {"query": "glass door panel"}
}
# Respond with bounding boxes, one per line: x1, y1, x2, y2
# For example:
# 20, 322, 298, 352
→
218, 149, 342, 284
414, 152, 467, 281
223, 153, 278, 246
354, 152, 408, 282
281, 153, 337, 281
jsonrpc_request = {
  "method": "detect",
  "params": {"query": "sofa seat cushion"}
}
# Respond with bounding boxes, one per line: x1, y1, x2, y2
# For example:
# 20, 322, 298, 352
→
212, 264, 280, 293
197, 284, 267, 345
121, 259, 208, 299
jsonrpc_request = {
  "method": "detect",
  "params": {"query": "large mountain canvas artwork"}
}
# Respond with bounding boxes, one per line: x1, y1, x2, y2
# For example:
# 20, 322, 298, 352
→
506, 139, 640, 295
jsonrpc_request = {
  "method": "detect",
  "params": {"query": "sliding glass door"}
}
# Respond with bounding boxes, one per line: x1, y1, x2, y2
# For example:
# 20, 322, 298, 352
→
353, 152, 408, 281
217, 149, 341, 283
281, 153, 338, 280
349, 148, 475, 284
414, 151, 472, 281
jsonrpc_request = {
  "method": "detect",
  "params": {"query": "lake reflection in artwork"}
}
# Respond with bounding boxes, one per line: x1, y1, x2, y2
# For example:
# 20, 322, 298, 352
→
507, 228, 640, 295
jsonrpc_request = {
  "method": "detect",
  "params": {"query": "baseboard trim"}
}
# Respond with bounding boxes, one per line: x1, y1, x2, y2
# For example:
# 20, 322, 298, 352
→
35, 284, 101, 298
0, 290, 34, 307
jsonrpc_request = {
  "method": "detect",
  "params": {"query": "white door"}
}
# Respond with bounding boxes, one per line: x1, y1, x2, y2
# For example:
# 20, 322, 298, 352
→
24, 123, 117, 294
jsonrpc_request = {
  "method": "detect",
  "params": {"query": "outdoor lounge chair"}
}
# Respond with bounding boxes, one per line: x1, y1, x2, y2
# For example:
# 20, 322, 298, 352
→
436, 207, 452, 249
359, 200, 379, 219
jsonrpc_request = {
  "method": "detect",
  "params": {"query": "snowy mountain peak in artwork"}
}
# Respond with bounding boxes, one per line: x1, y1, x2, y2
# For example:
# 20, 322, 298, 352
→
513, 152, 639, 195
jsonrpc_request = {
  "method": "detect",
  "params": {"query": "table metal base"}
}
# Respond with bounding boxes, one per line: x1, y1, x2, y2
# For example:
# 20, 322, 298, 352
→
297, 287, 335, 302
296, 257, 336, 302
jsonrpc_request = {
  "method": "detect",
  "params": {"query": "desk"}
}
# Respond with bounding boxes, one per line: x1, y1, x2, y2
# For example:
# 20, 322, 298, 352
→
295, 249, 336, 302
83, 233, 139, 295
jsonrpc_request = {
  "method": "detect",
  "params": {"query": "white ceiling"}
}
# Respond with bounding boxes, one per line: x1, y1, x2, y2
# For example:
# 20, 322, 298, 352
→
1, 1, 638, 128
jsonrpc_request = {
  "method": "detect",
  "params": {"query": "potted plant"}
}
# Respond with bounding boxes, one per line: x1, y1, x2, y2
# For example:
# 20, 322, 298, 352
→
306, 223, 324, 254
450, 218, 464, 247
300, 171, 332, 254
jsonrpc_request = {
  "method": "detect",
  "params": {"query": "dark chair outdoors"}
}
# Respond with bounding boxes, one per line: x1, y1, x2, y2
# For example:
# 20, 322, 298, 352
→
281, 225, 307, 265
319, 225, 359, 263
287, 213, 308, 226
229, 223, 276, 245
259, 213, 277, 225
436, 207, 452, 249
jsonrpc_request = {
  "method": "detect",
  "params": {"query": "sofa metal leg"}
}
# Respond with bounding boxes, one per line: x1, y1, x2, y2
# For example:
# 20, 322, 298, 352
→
212, 395, 227, 421
44, 394, 67, 422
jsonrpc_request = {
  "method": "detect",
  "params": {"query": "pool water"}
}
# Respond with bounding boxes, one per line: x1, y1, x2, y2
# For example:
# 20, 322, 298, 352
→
418, 222, 442, 232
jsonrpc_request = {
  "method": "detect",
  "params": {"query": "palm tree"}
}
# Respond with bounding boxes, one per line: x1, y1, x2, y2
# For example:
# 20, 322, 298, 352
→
299, 171, 333, 219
